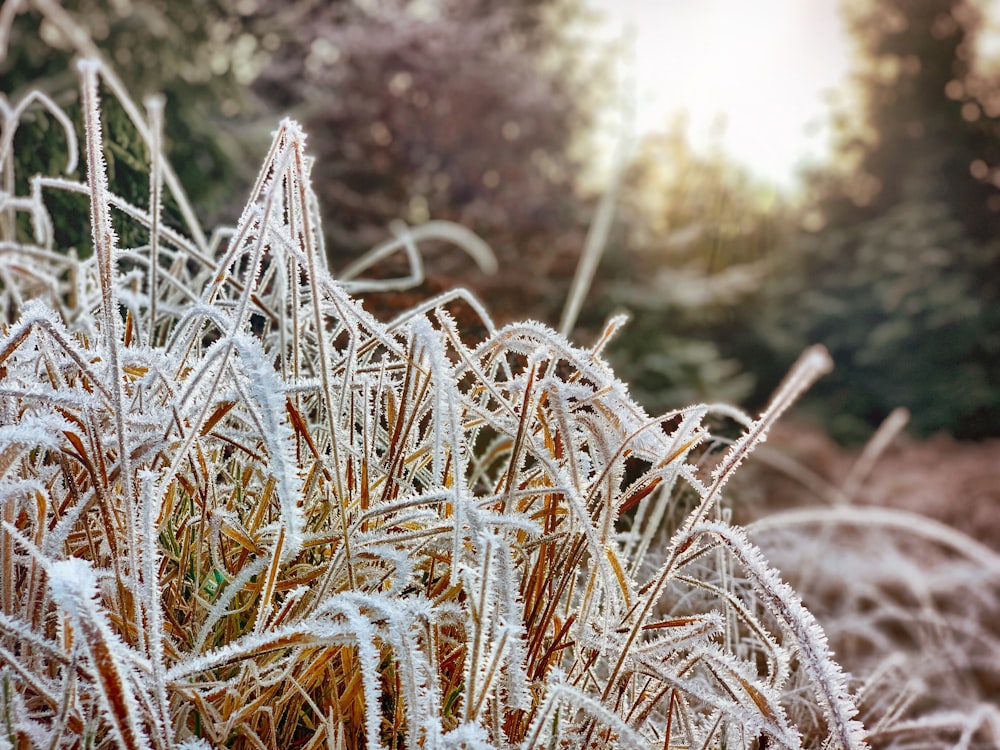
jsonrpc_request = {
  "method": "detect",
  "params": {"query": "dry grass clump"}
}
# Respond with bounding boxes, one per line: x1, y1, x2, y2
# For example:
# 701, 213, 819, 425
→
0, 8, 876, 750
727, 415, 1000, 749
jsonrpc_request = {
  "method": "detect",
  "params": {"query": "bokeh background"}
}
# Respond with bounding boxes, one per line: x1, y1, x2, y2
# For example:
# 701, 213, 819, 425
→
5, 0, 1000, 446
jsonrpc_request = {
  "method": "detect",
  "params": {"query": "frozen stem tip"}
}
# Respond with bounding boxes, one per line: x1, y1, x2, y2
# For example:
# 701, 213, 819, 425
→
276, 117, 307, 145
797, 343, 834, 378
766, 344, 833, 421
711, 344, 833, 485
75, 57, 101, 76
143, 93, 165, 113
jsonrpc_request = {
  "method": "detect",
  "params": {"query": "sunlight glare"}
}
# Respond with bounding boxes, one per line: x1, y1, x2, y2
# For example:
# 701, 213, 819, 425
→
591, 0, 850, 189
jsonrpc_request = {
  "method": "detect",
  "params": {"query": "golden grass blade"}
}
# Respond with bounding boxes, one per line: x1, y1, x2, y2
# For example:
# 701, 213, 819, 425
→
48, 558, 151, 750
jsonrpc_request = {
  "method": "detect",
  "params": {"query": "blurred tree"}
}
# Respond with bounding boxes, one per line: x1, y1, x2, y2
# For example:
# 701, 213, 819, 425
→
600, 122, 791, 414
757, 0, 1000, 440
249, 0, 600, 324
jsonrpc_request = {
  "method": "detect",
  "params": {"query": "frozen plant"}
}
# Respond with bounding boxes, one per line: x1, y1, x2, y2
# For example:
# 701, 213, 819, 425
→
0, 6, 868, 749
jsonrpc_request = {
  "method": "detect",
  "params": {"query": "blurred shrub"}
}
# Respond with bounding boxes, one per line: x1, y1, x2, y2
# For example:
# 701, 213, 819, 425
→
4, 0, 600, 324
248, 0, 599, 323
756, 181, 1000, 441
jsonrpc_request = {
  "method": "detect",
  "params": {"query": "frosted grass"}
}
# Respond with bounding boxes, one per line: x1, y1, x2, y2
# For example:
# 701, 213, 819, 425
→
3, 3, 987, 749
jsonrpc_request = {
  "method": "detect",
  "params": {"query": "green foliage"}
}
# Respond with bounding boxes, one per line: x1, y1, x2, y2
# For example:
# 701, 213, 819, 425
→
758, 185, 1000, 440
747, 0, 1000, 440
1, 0, 260, 222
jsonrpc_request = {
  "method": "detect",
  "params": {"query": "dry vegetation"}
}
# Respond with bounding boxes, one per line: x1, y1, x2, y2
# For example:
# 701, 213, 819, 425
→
0, 4, 997, 749
732, 417, 1000, 748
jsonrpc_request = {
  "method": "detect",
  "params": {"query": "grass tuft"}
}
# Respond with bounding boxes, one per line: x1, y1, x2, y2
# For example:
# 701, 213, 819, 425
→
0, 7, 892, 750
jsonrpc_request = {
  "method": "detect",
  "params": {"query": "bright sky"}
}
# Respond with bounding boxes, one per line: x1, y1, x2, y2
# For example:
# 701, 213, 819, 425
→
589, 0, 851, 190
